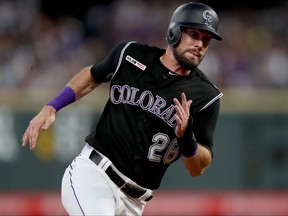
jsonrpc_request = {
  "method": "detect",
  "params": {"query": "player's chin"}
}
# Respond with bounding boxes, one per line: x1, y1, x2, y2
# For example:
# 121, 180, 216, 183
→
185, 54, 200, 66
187, 59, 200, 69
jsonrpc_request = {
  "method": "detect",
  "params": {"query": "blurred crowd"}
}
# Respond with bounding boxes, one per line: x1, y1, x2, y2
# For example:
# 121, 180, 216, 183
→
0, 0, 287, 91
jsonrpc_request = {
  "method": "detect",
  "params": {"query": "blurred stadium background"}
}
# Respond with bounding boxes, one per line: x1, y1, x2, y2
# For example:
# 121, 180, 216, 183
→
1, 0, 288, 215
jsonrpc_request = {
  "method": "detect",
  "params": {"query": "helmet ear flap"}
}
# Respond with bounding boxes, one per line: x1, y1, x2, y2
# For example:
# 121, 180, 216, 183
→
166, 26, 181, 46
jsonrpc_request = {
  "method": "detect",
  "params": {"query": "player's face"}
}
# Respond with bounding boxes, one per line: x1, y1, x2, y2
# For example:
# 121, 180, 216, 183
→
172, 28, 212, 70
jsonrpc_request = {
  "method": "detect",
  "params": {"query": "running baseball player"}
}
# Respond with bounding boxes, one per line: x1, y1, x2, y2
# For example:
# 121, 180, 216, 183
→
22, 2, 223, 215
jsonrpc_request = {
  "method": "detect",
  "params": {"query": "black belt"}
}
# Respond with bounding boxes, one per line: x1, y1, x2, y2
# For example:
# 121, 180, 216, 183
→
89, 150, 153, 202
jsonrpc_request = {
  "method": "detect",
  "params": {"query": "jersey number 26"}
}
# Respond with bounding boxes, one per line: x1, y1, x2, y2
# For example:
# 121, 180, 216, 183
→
148, 132, 179, 164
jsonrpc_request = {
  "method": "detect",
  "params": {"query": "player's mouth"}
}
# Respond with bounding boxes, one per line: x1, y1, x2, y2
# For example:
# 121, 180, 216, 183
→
186, 50, 201, 60
188, 49, 201, 57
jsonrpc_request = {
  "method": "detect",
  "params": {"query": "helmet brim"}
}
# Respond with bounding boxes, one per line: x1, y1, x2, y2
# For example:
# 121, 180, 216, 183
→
181, 23, 222, 41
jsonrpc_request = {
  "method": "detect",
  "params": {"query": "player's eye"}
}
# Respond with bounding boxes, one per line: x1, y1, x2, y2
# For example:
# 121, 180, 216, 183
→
184, 29, 198, 38
184, 29, 211, 45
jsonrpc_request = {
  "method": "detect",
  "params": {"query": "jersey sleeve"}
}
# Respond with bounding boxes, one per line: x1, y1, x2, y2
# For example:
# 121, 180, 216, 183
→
90, 41, 132, 83
193, 98, 220, 157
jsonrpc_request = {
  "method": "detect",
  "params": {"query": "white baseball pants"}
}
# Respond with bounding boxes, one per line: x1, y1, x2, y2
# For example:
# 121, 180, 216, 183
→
61, 143, 149, 215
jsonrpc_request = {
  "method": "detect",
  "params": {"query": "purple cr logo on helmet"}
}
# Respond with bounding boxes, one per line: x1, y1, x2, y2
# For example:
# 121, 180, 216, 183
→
203, 10, 213, 27
166, 2, 222, 46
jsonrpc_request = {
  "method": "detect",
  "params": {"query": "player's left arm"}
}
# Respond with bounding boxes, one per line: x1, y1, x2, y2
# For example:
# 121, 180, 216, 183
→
181, 144, 212, 177
174, 92, 220, 177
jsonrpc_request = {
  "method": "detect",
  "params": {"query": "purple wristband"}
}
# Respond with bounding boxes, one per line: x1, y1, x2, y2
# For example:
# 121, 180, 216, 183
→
181, 144, 199, 157
47, 86, 76, 111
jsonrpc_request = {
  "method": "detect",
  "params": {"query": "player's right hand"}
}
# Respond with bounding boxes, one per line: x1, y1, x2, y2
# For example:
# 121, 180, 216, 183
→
22, 105, 56, 150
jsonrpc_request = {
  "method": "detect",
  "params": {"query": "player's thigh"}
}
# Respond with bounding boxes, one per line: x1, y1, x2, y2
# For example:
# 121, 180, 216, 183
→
61, 159, 118, 215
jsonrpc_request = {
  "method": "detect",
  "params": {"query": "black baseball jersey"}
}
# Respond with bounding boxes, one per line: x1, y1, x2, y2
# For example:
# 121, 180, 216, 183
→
85, 41, 223, 190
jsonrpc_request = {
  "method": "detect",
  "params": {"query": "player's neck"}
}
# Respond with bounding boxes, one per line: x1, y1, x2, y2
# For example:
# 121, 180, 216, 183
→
160, 51, 191, 76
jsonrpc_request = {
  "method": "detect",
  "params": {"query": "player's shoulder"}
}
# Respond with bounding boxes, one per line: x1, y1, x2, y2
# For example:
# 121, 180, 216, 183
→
116, 40, 163, 64
107, 40, 162, 63
195, 67, 222, 94
124, 41, 162, 54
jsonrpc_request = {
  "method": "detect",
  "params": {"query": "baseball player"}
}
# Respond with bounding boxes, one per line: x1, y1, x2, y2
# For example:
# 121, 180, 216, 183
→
22, 2, 223, 215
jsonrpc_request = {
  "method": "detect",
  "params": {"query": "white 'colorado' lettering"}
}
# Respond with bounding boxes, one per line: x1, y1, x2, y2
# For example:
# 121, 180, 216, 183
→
110, 84, 176, 127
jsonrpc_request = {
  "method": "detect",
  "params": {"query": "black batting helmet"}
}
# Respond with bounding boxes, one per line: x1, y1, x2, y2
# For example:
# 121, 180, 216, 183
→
166, 2, 222, 46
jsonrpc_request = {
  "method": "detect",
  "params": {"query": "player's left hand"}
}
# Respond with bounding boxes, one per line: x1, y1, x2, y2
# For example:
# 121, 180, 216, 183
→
173, 92, 192, 138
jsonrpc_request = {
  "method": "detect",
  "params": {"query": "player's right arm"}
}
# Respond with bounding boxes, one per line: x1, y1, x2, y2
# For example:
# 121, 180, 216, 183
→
22, 65, 99, 150
67, 65, 100, 100
22, 41, 131, 150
